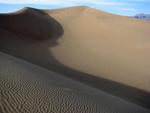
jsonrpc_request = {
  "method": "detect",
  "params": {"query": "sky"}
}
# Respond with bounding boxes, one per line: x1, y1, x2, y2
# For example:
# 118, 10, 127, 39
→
0, 0, 150, 16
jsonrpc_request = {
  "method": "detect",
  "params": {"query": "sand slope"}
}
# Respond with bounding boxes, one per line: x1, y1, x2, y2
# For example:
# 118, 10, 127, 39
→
0, 6, 150, 111
0, 6, 150, 92
0, 52, 150, 113
48, 6, 150, 91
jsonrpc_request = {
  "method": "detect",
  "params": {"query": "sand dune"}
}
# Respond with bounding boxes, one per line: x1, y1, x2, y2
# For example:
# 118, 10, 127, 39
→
0, 7, 63, 40
0, 52, 150, 113
48, 6, 150, 91
0, 6, 150, 91
0, 6, 150, 112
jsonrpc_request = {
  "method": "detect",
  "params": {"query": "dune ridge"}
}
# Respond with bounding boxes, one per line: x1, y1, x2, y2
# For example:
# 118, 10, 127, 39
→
0, 7, 63, 40
0, 6, 150, 112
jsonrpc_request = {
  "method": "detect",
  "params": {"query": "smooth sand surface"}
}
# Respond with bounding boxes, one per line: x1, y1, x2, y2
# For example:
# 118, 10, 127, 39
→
0, 6, 150, 112
0, 52, 150, 113
48, 6, 150, 92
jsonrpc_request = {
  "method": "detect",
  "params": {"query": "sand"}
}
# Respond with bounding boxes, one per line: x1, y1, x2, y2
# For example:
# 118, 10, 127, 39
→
0, 6, 150, 112
48, 6, 150, 91
0, 52, 150, 113
0, 7, 63, 40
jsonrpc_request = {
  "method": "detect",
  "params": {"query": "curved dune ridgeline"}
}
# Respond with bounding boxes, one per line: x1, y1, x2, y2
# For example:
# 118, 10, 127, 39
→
0, 6, 150, 112
0, 7, 63, 40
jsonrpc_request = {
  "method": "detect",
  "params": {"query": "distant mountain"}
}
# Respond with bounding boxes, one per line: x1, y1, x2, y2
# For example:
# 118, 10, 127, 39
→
132, 13, 150, 20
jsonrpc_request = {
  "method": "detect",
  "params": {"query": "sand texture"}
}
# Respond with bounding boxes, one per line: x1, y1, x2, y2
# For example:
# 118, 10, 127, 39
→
0, 52, 150, 113
0, 6, 150, 112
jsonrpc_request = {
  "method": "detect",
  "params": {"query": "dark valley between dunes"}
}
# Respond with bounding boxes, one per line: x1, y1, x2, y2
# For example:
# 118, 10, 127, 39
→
0, 6, 150, 113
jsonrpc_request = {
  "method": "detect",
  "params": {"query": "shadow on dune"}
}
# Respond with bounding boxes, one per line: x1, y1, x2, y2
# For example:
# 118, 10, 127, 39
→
0, 8, 150, 110
0, 7, 63, 40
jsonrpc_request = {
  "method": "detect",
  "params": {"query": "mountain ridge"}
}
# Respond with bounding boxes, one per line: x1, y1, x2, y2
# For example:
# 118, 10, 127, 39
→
132, 13, 150, 20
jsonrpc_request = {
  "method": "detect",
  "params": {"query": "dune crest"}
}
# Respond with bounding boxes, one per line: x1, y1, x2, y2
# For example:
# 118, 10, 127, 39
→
48, 6, 150, 92
0, 6, 150, 112
0, 7, 63, 40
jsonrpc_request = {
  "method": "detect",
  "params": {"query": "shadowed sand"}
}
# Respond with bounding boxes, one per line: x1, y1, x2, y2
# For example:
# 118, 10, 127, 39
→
0, 52, 150, 113
0, 7, 63, 40
0, 6, 150, 112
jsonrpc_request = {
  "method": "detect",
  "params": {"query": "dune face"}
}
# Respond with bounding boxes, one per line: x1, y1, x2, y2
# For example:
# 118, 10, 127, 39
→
0, 6, 150, 112
0, 6, 150, 92
48, 7, 150, 91
0, 52, 150, 113
0, 7, 63, 40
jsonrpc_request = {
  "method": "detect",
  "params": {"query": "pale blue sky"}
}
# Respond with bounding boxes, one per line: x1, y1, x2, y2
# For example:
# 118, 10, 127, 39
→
0, 0, 150, 16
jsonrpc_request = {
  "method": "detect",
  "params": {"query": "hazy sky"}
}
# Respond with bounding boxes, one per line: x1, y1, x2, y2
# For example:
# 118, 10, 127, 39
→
0, 0, 150, 16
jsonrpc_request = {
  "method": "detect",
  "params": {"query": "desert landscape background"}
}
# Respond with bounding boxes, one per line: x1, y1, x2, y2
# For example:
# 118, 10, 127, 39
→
0, 6, 150, 113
